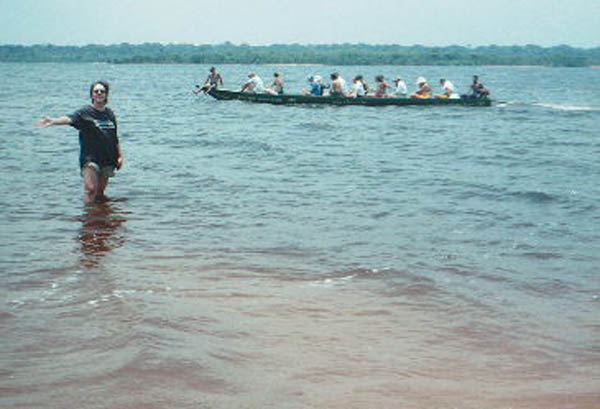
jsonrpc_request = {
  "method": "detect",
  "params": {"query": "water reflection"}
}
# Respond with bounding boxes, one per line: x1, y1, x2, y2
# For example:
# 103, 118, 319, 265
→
78, 200, 127, 268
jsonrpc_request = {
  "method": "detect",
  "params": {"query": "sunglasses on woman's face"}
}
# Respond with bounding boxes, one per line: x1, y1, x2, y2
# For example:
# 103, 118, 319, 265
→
93, 88, 106, 94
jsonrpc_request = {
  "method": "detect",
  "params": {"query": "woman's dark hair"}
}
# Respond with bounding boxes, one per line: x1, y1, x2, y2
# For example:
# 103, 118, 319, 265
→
89, 80, 110, 102
375, 75, 384, 82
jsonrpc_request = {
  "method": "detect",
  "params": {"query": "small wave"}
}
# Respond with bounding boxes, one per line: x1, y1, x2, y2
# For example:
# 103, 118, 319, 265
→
520, 252, 563, 260
309, 274, 356, 287
309, 267, 391, 287
510, 191, 555, 203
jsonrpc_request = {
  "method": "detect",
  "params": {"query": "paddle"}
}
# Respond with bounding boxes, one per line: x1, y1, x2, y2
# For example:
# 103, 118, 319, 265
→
193, 83, 212, 95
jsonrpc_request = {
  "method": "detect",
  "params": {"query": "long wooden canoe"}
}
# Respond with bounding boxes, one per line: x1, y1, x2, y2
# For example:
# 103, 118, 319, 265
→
206, 88, 492, 107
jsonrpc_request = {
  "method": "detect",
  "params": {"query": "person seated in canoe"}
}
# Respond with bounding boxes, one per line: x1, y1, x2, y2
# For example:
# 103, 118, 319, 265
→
373, 75, 392, 97
195, 66, 224, 94
436, 78, 460, 99
361, 76, 370, 96
463, 75, 491, 99
265, 72, 284, 95
240, 72, 265, 93
391, 77, 408, 98
328, 72, 346, 97
302, 75, 324, 96
346, 75, 366, 98
410, 77, 432, 99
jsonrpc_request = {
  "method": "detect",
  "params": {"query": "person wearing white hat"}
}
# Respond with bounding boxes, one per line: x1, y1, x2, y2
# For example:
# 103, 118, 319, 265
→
302, 75, 324, 96
410, 77, 432, 99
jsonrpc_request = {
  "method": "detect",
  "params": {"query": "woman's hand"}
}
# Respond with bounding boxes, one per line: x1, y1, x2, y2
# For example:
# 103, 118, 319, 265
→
36, 116, 71, 127
36, 116, 53, 127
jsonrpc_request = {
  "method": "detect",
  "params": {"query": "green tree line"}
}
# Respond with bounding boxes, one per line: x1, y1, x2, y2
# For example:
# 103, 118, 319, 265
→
1, 43, 599, 67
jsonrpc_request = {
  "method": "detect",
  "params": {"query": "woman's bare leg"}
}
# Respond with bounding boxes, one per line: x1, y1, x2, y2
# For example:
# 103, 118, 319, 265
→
82, 167, 102, 204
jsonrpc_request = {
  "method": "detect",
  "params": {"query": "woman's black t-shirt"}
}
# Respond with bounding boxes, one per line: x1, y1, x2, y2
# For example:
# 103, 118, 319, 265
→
68, 105, 119, 169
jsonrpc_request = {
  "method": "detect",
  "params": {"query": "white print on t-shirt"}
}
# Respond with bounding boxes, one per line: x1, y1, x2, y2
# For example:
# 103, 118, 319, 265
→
93, 119, 115, 131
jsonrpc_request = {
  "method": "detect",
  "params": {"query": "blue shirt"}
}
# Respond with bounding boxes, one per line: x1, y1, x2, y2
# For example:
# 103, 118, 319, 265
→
310, 83, 323, 96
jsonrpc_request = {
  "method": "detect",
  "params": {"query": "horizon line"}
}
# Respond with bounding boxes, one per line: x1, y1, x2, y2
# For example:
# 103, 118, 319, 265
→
1, 42, 599, 50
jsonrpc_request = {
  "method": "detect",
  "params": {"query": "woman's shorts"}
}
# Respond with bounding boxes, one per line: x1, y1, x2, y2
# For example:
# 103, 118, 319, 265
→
81, 161, 115, 178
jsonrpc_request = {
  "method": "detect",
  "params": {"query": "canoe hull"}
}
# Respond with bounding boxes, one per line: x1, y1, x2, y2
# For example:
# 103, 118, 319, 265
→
207, 89, 492, 107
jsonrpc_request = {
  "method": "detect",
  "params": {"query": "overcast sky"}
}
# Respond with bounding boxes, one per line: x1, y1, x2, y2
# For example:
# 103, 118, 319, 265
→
1, 0, 598, 47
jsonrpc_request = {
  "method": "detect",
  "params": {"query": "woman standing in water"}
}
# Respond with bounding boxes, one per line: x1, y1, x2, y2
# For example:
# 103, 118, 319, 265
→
37, 81, 123, 204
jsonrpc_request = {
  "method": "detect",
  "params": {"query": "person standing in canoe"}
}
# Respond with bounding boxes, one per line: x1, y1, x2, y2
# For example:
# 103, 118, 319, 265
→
196, 66, 224, 94
37, 81, 123, 204
206, 67, 224, 88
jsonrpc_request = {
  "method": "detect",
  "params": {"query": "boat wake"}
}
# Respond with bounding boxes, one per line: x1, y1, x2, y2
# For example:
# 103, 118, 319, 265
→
496, 101, 600, 112
533, 102, 600, 112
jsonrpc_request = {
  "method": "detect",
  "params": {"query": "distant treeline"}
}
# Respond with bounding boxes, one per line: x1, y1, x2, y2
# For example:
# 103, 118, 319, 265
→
1, 43, 599, 67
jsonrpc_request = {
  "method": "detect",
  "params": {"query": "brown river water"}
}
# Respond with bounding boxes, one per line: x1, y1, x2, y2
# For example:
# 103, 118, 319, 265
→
1, 63, 599, 408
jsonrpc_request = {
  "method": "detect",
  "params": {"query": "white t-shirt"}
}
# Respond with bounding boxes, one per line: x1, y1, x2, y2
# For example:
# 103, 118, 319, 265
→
339, 77, 347, 92
352, 81, 365, 96
395, 80, 407, 96
442, 80, 460, 98
246, 76, 264, 92
443, 80, 455, 93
